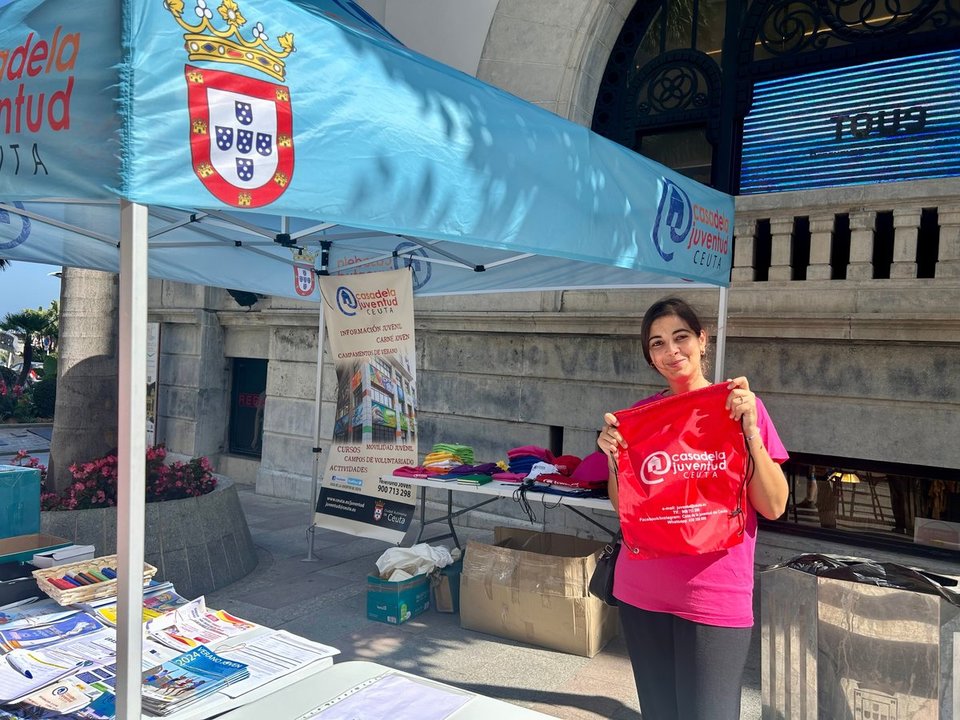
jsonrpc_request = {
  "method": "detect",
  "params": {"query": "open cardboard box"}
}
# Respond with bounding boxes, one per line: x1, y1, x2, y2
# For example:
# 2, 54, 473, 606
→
459, 526, 618, 657
0, 533, 71, 565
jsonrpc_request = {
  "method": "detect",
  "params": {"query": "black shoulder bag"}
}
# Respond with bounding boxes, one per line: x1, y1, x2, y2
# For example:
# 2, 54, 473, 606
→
588, 534, 621, 606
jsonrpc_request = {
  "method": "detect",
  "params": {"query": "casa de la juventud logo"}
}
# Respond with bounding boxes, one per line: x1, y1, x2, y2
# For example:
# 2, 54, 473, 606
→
165, 0, 295, 208
652, 178, 731, 274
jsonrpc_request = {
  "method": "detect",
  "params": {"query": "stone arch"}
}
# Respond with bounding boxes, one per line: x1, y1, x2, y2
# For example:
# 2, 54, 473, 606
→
475, 1, 637, 126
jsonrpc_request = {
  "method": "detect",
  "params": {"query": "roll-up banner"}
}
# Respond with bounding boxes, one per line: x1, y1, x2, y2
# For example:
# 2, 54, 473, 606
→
315, 268, 417, 543
146, 322, 161, 447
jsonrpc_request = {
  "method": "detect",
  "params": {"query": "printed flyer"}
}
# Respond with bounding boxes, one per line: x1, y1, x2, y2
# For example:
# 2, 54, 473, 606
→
315, 269, 417, 543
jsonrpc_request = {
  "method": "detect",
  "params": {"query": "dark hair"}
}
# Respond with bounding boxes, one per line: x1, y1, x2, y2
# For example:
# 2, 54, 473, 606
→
640, 297, 705, 365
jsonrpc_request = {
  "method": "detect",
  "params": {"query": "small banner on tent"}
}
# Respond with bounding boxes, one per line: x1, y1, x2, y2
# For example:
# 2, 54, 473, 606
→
315, 268, 417, 543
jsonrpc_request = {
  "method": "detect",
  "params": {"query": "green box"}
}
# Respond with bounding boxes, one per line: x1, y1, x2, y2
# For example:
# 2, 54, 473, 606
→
366, 572, 430, 625
0, 466, 41, 540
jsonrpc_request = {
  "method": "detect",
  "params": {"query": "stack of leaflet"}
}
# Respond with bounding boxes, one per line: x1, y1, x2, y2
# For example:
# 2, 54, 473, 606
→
140, 645, 249, 716
0, 611, 113, 704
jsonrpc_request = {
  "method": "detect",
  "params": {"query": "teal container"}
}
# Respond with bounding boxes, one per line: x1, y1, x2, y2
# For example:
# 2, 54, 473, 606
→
0, 466, 41, 540
366, 572, 430, 624
441, 559, 462, 613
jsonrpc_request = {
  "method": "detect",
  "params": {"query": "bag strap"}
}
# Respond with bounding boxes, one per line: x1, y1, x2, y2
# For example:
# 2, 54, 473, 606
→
728, 416, 757, 536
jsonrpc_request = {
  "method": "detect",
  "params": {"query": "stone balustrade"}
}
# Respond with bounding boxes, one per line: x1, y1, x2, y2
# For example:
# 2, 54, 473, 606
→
732, 177, 960, 283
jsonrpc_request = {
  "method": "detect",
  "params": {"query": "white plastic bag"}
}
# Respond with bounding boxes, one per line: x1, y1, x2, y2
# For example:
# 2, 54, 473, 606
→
375, 543, 454, 581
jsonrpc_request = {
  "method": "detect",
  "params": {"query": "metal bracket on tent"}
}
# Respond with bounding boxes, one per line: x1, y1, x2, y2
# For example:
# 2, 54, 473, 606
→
395, 234, 485, 272
318, 240, 331, 275
274, 232, 293, 246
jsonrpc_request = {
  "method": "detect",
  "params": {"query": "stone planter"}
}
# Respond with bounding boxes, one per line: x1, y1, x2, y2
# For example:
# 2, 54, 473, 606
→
41, 478, 258, 599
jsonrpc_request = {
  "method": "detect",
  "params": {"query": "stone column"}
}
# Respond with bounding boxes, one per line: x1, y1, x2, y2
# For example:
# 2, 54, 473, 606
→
890, 207, 921, 279
807, 215, 834, 280
768, 217, 794, 281
731, 217, 757, 283
847, 209, 876, 280
936, 206, 960, 278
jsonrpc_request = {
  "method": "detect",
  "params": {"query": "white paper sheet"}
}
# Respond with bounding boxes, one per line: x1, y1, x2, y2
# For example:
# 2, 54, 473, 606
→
215, 630, 339, 698
296, 673, 471, 720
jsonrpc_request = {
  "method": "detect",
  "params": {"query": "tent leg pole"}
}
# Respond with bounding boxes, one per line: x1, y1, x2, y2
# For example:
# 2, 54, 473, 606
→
305, 296, 326, 562
714, 285, 729, 383
116, 200, 148, 720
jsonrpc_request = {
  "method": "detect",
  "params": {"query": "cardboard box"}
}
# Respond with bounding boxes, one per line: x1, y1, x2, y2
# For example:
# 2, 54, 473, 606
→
431, 559, 462, 613
366, 572, 430, 624
0, 466, 41, 540
460, 527, 619, 658
914, 517, 960, 551
0, 533, 70, 565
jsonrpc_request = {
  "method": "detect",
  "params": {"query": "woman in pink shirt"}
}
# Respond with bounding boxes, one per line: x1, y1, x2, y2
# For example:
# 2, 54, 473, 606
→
597, 297, 789, 720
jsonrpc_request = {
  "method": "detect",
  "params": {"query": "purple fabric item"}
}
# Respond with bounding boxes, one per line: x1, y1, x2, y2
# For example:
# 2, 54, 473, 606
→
444, 462, 500, 476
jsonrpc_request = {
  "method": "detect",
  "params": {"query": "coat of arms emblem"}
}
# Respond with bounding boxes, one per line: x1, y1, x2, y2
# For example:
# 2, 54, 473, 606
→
373, 500, 385, 522
165, 0, 295, 208
291, 248, 317, 297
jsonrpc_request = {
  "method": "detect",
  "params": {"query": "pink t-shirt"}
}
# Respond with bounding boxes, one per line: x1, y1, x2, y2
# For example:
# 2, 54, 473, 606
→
612, 391, 788, 627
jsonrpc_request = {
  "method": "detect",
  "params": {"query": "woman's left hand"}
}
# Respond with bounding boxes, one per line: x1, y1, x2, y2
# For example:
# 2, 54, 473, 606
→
726, 376, 758, 437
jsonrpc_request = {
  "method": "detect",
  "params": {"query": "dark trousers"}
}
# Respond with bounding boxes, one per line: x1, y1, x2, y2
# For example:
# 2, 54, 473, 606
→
619, 604, 752, 720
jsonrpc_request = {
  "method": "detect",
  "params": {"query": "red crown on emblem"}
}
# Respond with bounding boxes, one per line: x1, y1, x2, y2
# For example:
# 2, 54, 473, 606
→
164, 0, 295, 81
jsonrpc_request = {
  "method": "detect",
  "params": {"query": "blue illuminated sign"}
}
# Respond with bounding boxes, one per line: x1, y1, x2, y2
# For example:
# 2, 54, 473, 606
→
740, 50, 960, 194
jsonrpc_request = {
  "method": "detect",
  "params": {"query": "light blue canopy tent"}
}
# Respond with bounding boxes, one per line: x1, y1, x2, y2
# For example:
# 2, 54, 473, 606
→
0, 0, 734, 716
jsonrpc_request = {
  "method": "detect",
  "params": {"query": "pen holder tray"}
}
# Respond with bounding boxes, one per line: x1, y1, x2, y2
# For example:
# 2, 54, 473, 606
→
32, 553, 158, 605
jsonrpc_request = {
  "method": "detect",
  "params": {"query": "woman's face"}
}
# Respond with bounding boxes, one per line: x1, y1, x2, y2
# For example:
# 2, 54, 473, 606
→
647, 314, 706, 383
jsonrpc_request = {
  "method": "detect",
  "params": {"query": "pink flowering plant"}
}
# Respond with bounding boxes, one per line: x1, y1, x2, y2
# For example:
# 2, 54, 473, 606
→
10, 444, 217, 511
0, 376, 28, 421
9, 449, 62, 510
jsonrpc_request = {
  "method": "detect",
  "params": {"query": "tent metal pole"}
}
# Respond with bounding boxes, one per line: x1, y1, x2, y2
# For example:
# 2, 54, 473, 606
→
714, 285, 729, 383
305, 296, 326, 561
116, 200, 148, 720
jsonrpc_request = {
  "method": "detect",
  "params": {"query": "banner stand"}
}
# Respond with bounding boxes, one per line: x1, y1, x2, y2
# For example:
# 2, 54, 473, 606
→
305, 288, 327, 562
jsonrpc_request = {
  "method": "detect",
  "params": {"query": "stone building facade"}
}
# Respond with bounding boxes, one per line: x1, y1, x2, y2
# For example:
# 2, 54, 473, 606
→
149, 0, 960, 551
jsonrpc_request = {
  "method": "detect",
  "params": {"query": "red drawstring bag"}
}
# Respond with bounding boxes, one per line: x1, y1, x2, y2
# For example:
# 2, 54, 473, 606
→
614, 383, 751, 560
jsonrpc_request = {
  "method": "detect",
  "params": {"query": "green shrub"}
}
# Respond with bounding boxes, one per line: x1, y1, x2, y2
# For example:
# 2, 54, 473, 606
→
30, 376, 57, 418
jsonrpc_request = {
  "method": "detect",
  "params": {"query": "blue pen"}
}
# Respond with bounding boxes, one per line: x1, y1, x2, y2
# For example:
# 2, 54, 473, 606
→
60, 575, 83, 587
101, 567, 117, 579
6, 654, 34, 679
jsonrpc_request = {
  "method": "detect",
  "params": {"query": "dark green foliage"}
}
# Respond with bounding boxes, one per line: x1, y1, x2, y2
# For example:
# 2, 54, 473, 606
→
30, 376, 57, 418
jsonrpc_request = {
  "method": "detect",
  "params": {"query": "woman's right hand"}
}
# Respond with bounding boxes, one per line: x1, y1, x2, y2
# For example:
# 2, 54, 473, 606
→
598, 412, 627, 459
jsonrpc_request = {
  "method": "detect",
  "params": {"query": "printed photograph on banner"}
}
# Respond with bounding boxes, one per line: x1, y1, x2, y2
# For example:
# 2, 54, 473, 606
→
315, 268, 418, 543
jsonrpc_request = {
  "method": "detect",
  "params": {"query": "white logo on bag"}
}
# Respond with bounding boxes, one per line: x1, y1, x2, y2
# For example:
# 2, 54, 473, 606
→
640, 450, 729, 482
640, 451, 671, 484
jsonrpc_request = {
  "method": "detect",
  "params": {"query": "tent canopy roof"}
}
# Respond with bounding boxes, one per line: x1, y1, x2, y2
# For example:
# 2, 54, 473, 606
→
0, 0, 733, 297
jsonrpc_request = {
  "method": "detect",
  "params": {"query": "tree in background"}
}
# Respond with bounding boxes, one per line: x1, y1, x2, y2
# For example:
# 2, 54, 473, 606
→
0, 308, 54, 385
48, 268, 119, 493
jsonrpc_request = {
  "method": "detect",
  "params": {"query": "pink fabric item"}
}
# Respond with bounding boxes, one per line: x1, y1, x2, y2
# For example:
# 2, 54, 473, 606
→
492, 472, 527, 483
570, 451, 609, 483
612, 392, 788, 627
392, 466, 430, 479
506, 445, 555, 462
